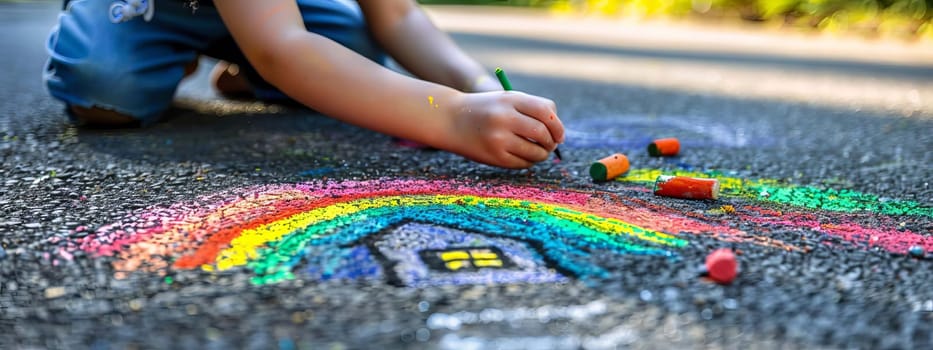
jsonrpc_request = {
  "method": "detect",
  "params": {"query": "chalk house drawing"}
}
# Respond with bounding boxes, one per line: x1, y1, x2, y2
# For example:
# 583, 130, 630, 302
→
60, 175, 930, 286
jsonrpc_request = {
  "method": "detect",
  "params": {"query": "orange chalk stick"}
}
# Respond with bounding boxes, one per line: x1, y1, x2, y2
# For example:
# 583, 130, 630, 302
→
647, 138, 680, 157
654, 175, 720, 200
589, 153, 630, 182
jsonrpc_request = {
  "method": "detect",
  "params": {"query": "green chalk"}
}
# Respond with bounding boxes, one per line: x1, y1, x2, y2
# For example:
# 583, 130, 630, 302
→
647, 143, 662, 157
590, 162, 608, 182
495, 67, 513, 91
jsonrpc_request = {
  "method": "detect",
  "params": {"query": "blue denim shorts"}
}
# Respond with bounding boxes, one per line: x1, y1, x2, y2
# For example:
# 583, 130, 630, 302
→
45, 0, 385, 125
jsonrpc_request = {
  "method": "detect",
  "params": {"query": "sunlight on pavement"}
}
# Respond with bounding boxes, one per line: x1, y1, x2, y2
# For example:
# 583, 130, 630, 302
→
426, 6, 933, 116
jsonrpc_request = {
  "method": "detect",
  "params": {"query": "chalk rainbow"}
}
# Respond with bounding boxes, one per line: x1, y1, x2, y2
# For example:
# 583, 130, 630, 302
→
71, 179, 750, 285
63, 175, 930, 285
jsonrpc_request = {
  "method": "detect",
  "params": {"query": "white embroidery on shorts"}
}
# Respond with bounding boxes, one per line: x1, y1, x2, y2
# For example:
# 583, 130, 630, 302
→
182, 0, 199, 13
109, 0, 155, 24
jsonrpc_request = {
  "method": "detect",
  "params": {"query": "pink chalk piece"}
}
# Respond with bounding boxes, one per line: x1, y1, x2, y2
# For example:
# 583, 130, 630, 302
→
705, 248, 738, 284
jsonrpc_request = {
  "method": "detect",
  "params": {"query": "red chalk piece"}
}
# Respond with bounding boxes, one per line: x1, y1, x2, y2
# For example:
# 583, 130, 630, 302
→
705, 249, 737, 284
654, 176, 720, 200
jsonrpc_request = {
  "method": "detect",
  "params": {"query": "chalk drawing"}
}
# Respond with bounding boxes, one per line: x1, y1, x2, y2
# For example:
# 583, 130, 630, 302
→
60, 173, 930, 285
619, 168, 931, 253
563, 115, 773, 149
64, 179, 691, 285
303, 223, 569, 287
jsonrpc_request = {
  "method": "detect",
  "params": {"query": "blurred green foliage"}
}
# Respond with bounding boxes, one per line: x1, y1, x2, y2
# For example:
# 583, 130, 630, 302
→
419, 0, 933, 39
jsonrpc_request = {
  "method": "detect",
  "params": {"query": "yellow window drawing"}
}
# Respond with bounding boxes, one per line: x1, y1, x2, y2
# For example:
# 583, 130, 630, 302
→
420, 246, 513, 272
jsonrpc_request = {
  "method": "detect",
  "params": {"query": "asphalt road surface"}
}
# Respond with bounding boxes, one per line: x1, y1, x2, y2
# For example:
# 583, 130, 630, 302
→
1, 2, 931, 349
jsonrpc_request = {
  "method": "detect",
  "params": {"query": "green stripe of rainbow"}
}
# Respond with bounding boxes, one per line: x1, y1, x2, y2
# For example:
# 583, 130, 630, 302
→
618, 168, 932, 217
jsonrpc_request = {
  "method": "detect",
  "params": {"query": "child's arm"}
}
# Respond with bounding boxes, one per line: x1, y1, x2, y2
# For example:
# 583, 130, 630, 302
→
358, 0, 501, 93
214, 0, 564, 169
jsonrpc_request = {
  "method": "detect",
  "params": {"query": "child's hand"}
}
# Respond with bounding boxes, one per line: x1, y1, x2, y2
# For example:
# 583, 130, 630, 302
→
448, 91, 564, 169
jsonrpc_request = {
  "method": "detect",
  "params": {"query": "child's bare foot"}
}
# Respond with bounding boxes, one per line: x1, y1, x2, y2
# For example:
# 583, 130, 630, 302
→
210, 61, 254, 100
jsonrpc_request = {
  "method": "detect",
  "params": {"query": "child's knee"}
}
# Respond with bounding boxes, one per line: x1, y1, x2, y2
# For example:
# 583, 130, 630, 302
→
44, 0, 198, 125
45, 56, 182, 124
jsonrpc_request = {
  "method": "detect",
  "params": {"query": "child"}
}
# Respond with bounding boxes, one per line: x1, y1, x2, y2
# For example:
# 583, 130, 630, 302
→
45, 0, 564, 169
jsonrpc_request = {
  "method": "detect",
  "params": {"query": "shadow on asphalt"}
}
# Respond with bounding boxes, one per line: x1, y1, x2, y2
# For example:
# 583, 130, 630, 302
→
73, 106, 361, 164
68, 72, 932, 203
